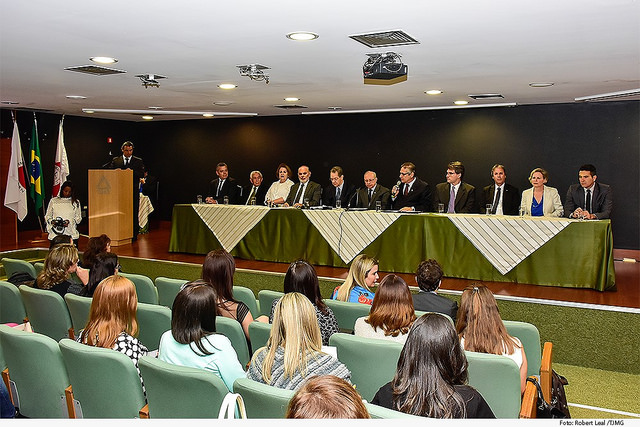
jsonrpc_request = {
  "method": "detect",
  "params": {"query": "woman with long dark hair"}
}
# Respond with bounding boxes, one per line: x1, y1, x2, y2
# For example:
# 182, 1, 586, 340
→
81, 252, 119, 297
372, 313, 495, 418
44, 180, 82, 246
81, 234, 111, 270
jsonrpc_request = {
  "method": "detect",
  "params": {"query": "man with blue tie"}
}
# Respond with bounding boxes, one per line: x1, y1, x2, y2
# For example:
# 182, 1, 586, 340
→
564, 164, 612, 219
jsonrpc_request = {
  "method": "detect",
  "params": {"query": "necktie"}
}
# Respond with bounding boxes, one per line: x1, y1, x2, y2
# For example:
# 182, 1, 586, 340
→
336, 187, 341, 201
403, 184, 409, 196
125, 158, 129, 166
296, 183, 306, 204
448, 185, 456, 213
217, 179, 224, 197
585, 189, 591, 212
368, 189, 373, 201
491, 187, 501, 214
247, 187, 257, 205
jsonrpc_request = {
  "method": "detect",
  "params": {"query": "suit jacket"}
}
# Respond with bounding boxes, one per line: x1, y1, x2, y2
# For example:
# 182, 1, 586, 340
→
391, 178, 433, 212
412, 291, 458, 321
356, 184, 391, 210
481, 183, 520, 216
434, 182, 477, 213
322, 181, 357, 207
285, 181, 322, 206
110, 155, 146, 182
564, 182, 612, 219
208, 177, 241, 204
520, 185, 563, 217
243, 184, 268, 205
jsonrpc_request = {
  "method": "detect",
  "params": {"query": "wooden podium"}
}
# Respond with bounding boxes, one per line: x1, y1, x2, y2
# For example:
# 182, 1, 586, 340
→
88, 169, 133, 246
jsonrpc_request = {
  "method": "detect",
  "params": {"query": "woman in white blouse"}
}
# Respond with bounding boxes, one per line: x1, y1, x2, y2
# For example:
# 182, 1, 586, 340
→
519, 168, 563, 217
265, 163, 294, 206
45, 181, 82, 245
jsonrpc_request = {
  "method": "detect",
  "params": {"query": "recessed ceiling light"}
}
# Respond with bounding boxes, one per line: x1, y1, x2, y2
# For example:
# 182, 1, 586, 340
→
65, 95, 87, 100
142, 115, 154, 120
328, 106, 342, 110
284, 97, 299, 102
218, 84, 237, 90
286, 32, 319, 41
454, 100, 469, 105
202, 113, 214, 118
529, 82, 554, 88
1, 101, 19, 105
148, 106, 163, 110
213, 101, 233, 106
84, 109, 95, 114
90, 56, 118, 64
425, 90, 443, 95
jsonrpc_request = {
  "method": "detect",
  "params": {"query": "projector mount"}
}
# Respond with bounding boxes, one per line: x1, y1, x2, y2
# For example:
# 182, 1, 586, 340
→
363, 52, 404, 74
237, 64, 270, 84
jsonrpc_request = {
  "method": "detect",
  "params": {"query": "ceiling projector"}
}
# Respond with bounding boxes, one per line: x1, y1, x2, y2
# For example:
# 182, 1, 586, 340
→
363, 52, 407, 85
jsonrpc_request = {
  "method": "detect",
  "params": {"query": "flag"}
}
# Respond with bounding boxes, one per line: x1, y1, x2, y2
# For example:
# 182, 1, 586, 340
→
3, 117, 28, 221
29, 116, 44, 213
52, 116, 69, 197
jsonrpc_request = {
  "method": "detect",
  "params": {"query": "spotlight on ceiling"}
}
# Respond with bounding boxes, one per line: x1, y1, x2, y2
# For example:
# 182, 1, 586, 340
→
135, 74, 166, 88
237, 64, 270, 84
363, 52, 407, 85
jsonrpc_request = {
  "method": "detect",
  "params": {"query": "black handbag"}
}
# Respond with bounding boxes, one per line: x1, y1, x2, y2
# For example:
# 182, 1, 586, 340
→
526, 372, 571, 419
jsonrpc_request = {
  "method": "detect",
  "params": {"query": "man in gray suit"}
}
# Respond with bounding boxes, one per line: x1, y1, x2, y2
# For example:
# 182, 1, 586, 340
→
564, 164, 613, 219
412, 259, 458, 321
355, 170, 390, 210
284, 165, 322, 207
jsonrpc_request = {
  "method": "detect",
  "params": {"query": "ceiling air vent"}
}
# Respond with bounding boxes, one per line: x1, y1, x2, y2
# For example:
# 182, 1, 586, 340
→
64, 65, 127, 76
468, 94, 504, 100
349, 30, 419, 48
273, 104, 307, 109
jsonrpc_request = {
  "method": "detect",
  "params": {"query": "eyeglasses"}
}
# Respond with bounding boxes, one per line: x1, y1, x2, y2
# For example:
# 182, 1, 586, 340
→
446, 171, 458, 175
399, 172, 411, 176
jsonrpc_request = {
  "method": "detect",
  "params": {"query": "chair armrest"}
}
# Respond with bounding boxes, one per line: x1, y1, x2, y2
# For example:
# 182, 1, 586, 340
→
519, 377, 538, 418
540, 342, 553, 403
2, 368, 14, 406
139, 403, 149, 418
65, 385, 77, 418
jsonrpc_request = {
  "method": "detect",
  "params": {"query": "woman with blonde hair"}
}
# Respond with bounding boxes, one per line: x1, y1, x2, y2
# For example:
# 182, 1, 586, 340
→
456, 284, 528, 393
519, 167, 563, 217
354, 274, 416, 344
247, 292, 351, 390
331, 254, 378, 305
35, 244, 87, 297
286, 375, 370, 419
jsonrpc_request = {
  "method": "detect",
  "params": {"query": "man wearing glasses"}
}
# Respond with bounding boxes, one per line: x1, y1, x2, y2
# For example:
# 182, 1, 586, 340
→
356, 170, 391, 210
433, 161, 477, 213
284, 165, 322, 208
323, 166, 356, 208
390, 162, 433, 212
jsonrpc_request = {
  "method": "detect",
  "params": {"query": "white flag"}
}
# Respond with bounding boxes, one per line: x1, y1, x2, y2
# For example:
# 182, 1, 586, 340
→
4, 119, 28, 221
52, 116, 69, 197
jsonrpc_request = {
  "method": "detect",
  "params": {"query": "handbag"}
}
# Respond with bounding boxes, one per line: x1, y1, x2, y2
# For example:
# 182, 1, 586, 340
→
526, 372, 571, 419
218, 392, 247, 419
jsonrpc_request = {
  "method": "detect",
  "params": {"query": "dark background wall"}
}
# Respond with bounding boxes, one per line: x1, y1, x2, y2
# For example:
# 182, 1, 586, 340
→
2, 101, 638, 249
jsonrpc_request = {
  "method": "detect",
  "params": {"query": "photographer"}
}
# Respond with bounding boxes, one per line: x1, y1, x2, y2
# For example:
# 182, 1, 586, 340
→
45, 180, 82, 247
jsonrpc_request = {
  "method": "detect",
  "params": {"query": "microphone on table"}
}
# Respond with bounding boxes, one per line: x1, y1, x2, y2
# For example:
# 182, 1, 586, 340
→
345, 189, 360, 210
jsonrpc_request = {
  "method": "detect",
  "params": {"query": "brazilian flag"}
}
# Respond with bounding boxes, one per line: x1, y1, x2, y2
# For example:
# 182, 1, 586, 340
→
29, 117, 44, 213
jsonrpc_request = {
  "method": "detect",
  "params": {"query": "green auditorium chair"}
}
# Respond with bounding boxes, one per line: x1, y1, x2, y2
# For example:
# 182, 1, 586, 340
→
322, 298, 371, 333
136, 302, 171, 352
1, 258, 37, 280
19, 285, 74, 341
216, 316, 250, 368
34, 261, 45, 276
59, 338, 146, 418
154, 276, 187, 308
233, 377, 294, 418
365, 402, 423, 419
504, 319, 542, 378
64, 293, 92, 332
138, 356, 230, 418
257, 289, 283, 317
0, 324, 71, 418
233, 285, 259, 318
119, 272, 158, 305
0, 281, 27, 324
248, 321, 272, 354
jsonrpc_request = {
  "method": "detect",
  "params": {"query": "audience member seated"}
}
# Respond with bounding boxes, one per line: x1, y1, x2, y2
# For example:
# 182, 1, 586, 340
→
247, 292, 351, 390
49, 234, 72, 249
76, 275, 148, 394
265, 163, 295, 206
412, 259, 458, 320
81, 234, 111, 270
265, 260, 339, 346
456, 284, 528, 393
35, 244, 87, 297
520, 167, 563, 217
372, 313, 495, 418
81, 252, 119, 297
201, 249, 254, 340
331, 254, 378, 305
354, 274, 416, 344
286, 375, 370, 419
158, 280, 246, 392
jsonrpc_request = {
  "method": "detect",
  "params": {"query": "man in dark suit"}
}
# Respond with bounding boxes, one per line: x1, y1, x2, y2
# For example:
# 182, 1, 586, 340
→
481, 164, 520, 215
412, 259, 458, 321
284, 165, 322, 207
109, 141, 146, 242
564, 164, 613, 219
433, 161, 477, 213
243, 170, 268, 205
390, 162, 433, 212
322, 166, 356, 208
206, 162, 241, 204
356, 170, 390, 210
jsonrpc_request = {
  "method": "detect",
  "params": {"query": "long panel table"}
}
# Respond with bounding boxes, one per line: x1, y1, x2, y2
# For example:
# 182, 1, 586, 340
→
169, 204, 615, 291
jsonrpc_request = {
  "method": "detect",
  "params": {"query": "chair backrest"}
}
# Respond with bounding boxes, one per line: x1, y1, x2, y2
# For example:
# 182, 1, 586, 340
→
215, 316, 250, 367
233, 377, 294, 418
322, 298, 371, 332
248, 321, 272, 355
257, 290, 283, 317
64, 293, 92, 332
0, 281, 27, 324
0, 325, 70, 418
58, 338, 146, 418
1, 258, 37, 279
138, 356, 229, 418
329, 332, 403, 401
504, 320, 541, 377
19, 285, 73, 341
136, 302, 171, 351
154, 277, 187, 308
233, 285, 259, 318
34, 262, 45, 276
365, 402, 422, 419
465, 350, 521, 419
119, 272, 158, 305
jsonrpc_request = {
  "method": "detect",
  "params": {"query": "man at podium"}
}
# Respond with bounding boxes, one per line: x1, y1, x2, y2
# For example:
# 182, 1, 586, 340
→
109, 141, 146, 241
